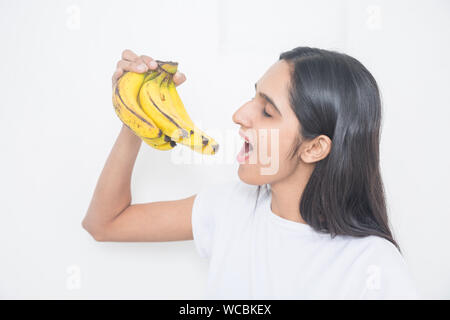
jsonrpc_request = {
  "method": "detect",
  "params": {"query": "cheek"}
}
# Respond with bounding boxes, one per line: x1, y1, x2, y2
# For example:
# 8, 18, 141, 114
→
271, 127, 298, 159
238, 127, 298, 184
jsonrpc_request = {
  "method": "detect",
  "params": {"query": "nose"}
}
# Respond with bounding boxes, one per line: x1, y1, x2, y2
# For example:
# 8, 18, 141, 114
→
232, 102, 252, 128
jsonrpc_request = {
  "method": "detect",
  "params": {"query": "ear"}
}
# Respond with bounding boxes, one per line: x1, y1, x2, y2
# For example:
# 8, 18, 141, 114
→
299, 135, 332, 163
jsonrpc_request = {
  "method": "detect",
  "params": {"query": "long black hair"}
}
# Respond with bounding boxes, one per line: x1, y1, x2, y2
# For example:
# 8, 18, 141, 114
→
278, 46, 400, 252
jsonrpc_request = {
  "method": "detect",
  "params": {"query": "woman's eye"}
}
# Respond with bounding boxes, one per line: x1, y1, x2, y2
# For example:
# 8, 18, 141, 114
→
250, 96, 271, 117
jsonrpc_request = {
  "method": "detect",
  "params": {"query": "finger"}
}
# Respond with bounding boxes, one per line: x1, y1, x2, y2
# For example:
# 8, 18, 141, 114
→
116, 59, 148, 73
140, 55, 158, 70
134, 56, 156, 70
173, 71, 186, 86
112, 68, 124, 84
121, 49, 139, 61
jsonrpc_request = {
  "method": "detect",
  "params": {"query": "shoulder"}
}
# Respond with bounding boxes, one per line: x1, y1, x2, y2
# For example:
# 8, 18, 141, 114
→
349, 235, 420, 299
355, 235, 401, 259
359, 236, 407, 270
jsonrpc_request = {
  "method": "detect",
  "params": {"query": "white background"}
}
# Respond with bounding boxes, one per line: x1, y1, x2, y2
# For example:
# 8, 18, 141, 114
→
0, 0, 449, 299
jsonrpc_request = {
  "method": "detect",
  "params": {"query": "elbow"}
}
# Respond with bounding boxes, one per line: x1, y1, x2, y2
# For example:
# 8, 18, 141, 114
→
82, 218, 107, 242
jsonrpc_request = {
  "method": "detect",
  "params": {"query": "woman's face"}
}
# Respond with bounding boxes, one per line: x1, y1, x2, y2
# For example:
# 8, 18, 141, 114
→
232, 60, 302, 185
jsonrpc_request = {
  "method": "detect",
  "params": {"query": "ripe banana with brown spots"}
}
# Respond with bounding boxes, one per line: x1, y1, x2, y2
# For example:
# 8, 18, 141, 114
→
112, 60, 219, 154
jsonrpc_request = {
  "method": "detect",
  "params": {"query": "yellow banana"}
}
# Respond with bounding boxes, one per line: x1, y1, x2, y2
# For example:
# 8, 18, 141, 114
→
112, 71, 162, 140
113, 71, 176, 151
112, 59, 219, 155
144, 132, 174, 146
143, 129, 177, 150
142, 137, 177, 151
158, 75, 207, 151
113, 91, 175, 150
139, 71, 189, 142
156, 60, 219, 154
150, 142, 175, 150
164, 73, 219, 155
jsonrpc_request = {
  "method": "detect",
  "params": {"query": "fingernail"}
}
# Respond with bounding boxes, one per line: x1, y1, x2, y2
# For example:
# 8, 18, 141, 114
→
149, 60, 157, 68
137, 64, 147, 71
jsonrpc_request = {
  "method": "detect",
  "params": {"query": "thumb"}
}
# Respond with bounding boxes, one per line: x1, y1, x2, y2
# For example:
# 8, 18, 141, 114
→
173, 71, 186, 87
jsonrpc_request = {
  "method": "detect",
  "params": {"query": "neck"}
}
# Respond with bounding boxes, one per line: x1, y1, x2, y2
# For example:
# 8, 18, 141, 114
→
269, 163, 314, 224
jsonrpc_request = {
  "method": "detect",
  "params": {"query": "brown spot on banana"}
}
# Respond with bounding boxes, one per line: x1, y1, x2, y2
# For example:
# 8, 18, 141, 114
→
202, 136, 209, 146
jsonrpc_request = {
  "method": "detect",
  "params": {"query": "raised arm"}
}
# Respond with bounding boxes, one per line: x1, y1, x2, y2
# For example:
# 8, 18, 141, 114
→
82, 49, 193, 242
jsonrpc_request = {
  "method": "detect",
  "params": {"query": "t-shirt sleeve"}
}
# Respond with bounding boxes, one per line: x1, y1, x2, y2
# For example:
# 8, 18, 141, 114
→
358, 238, 421, 299
191, 180, 239, 259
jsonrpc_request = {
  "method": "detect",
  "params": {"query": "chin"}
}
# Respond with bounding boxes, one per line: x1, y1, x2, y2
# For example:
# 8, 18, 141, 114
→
237, 165, 272, 186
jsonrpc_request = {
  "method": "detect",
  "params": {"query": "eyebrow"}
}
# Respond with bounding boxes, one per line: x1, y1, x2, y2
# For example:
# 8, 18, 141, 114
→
255, 82, 282, 116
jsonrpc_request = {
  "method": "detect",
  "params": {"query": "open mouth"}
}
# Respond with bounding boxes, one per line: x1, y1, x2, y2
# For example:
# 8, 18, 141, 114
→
237, 134, 254, 163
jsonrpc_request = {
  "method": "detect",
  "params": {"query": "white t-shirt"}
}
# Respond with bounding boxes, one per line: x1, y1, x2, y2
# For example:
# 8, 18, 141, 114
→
191, 179, 420, 299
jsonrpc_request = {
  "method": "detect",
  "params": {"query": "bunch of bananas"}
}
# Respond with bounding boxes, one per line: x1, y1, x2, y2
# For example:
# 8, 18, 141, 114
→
112, 60, 219, 154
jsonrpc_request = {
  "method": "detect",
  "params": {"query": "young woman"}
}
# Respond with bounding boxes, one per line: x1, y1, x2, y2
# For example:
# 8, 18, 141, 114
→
82, 47, 419, 299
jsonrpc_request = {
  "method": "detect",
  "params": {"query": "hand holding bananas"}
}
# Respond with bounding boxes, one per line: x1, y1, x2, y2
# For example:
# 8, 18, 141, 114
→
112, 60, 219, 154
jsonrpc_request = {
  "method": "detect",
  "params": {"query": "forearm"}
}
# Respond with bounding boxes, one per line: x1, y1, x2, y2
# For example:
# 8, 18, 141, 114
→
82, 124, 142, 232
